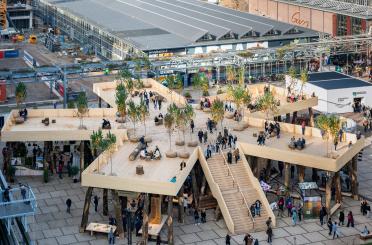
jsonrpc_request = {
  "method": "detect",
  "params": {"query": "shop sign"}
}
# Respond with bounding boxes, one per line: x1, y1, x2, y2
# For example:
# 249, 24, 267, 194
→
338, 97, 349, 102
291, 12, 310, 28
353, 91, 367, 96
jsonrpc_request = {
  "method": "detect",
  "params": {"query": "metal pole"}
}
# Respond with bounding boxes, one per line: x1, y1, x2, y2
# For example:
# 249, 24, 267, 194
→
63, 65, 67, 108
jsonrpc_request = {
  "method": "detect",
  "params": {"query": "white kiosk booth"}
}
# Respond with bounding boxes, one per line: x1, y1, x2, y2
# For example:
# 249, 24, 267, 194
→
288, 72, 372, 114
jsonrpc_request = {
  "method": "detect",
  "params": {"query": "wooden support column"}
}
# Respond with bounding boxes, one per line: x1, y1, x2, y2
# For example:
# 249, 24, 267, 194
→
284, 163, 290, 189
103, 189, 108, 216
325, 172, 334, 211
167, 196, 174, 245
142, 193, 149, 244
98, 97, 102, 108
191, 168, 199, 208
334, 171, 342, 203
80, 141, 85, 180
351, 156, 358, 200
292, 111, 298, 124
309, 107, 314, 127
200, 175, 207, 196
178, 186, 184, 223
298, 166, 305, 183
285, 113, 291, 123
79, 187, 93, 232
111, 190, 124, 238
215, 205, 222, 221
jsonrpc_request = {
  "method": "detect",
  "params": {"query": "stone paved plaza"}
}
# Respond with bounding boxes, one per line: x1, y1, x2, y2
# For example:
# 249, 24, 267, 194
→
18, 144, 372, 245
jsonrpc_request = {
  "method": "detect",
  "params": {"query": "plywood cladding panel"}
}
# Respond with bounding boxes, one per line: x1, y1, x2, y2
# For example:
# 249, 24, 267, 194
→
267, 0, 278, 20
258, 0, 268, 16
311, 9, 324, 33
323, 12, 334, 35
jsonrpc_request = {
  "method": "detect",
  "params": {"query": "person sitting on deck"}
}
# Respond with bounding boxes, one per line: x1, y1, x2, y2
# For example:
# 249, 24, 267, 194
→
289, 136, 296, 149
102, 119, 111, 129
152, 146, 161, 160
361, 225, 370, 236
19, 108, 28, 120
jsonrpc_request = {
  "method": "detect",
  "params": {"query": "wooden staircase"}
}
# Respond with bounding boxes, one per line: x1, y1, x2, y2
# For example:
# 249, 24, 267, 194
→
206, 154, 253, 234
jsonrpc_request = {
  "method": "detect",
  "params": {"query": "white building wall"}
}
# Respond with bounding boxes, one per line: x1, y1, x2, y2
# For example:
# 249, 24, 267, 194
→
327, 87, 372, 113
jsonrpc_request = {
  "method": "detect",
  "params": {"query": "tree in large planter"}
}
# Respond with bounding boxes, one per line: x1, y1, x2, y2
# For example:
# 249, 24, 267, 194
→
101, 131, 117, 176
15, 82, 27, 110
184, 104, 195, 144
192, 73, 209, 97
299, 69, 309, 99
226, 66, 236, 84
139, 98, 150, 139
316, 114, 341, 157
287, 67, 297, 96
211, 98, 225, 131
76, 92, 89, 130
227, 85, 251, 125
256, 91, 279, 120
238, 66, 245, 86
90, 129, 103, 172
164, 112, 176, 158
127, 100, 140, 138
115, 82, 128, 128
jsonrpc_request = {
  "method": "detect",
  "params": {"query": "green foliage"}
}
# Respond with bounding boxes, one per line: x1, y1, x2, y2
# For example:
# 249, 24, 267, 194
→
76, 92, 88, 115
15, 82, 27, 108
184, 91, 192, 98
256, 91, 279, 120
67, 100, 75, 108
211, 98, 225, 129
316, 114, 341, 155
299, 69, 309, 97
192, 73, 209, 95
134, 75, 144, 90
118, 68, 132, 80
127, 100, 140, 132
164, 112, 175, 150
238, 66, 245, 86
90, 129, 103, 154
226, 66, 236, 84
139, 98, 149, 135
115, 82, 128, 120
227, 85, 251, 115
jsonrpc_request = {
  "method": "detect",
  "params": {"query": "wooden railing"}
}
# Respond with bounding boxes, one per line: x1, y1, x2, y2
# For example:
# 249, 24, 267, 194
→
198, 147, 235, 233
220, 149, 255, 230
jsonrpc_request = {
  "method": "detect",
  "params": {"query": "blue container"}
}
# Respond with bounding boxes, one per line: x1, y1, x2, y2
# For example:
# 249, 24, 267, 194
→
4, 49, 19, 58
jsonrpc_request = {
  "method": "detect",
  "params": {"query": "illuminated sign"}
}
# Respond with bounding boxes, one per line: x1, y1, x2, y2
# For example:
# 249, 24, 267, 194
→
291, 12, 310, 28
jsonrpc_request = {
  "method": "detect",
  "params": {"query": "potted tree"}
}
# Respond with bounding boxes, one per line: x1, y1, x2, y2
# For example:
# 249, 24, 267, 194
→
115, 82, 128, 128
90, 129, 103, 173
227, 84, 251, 130
164, 112, 177, 158
316, 114, 341, 158
75, 92, 89, 130
192, 73, 209, 100
103, 131, 117, 176
299, 70, 308, 100
238, 66, 245, 86
226, 66, 236, 84
15, 82, 27, 123
138, 98, 150, 141
127, 100, 140, 142
287, 67, 297, 96
257, 91, 279, 121
211, 98, 225, 132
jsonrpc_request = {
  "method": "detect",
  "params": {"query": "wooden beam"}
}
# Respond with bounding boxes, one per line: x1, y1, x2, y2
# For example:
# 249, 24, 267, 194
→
103, 189, 108, 216
79, 187, 93, 232
111, 190, 124, 238
284, 162, 290, 188
80, 141, 85, 180
191, 168, 199, 208
334, 171, 342, 203
308, 107, 314, 127
167, 196, 174, 245
298, 166, 305, 183
178, 186, 184, 223
351, 156, 358, 200
142, 193, 149, 244
325, 172, 334, 211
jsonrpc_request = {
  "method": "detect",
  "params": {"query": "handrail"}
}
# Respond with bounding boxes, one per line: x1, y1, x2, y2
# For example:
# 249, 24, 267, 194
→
220, 149, 255, 229
198, 147, 235, 233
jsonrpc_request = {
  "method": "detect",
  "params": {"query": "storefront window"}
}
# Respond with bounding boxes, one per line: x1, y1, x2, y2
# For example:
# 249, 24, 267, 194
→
337, 15, 348, 36
352, 17, 363, 34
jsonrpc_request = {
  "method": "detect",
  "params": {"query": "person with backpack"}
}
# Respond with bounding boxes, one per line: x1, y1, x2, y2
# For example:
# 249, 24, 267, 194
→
66, 198, 72, 213
339, 210, 345, 226
225, 234, 231, 245
327, 218, 333, 235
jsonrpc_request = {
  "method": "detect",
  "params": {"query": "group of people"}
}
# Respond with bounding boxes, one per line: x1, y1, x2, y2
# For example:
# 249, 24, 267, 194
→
289, 136, 306, 150
18, 108, 28, 120
200, 97, 211, 109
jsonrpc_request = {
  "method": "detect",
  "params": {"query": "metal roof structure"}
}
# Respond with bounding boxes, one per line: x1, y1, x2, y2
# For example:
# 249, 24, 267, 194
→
308, 71, 372, 90
274, 0, 372, 19
42, 0, 317, 51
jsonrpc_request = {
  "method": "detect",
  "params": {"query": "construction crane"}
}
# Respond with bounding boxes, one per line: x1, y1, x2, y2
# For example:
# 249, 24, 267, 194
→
0, 0, 6, 30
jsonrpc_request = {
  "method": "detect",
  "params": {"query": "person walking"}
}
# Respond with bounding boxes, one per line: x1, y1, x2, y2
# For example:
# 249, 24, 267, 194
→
108, 227, 115, 244
266, 226, 273, 244
201, 209, 206, 223
292, 207, 298, 226
94, 195, 99, 212
156, 235, 161, 245
233, 148, 240, 163
190, 119, 195, 133
225, 234, 231, 245
243, 234, 253, 245
255, 200, 262, 217
327, 218, 333, 235
297, 204, 302, 222
339, 210, 345, 226
332, 222, 339, 239
58, 163, 63, 179
266, 217, 272, 228
320, 205, 327, 226
66, 198, 72, 213
301, 121, 306, 135
347, 211, 354, 227
203, 131, 208, 144
227, 151, 232, 164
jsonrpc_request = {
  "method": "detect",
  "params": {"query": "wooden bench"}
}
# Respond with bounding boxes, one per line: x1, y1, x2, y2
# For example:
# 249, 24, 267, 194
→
360, 233, 372, 240
86, 222, 116, 236
129, 143, 145, 161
